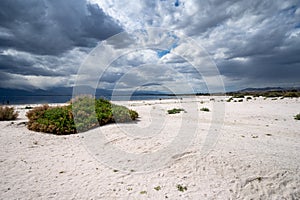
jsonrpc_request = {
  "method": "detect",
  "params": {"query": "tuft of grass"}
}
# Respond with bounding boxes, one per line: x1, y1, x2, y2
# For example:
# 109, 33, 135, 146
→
200, 107, 210, 112
227, 97, 233, 102
140, 191, 147, 194
154, 186, 161, 191
167, 108, 185, 114
0, 106, 19, 121
294, 113, 300, 120
177, 184, 187, 192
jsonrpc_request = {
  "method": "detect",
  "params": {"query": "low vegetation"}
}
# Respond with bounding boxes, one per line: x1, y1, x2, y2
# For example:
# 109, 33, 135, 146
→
227, 90, 300, 98
26, 104, 76, 135
200, 107, 210, 112
0, 106, 19, 121
26, 96, 138, 135
154, 186, 161, 191
167, 108, 185, 114
177, 184, 187, 192
294, 114, 300, 120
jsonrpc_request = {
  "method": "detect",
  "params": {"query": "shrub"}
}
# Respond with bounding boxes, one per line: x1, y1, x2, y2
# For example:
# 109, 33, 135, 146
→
0, 106, 18, 120
167, 108, 185, 114
200, 107, 210, 112
283, 92, 299, 98
295, 114, 300, 120
72, 96, 101, 131
26, 105, 76, 135
246, 96, 252, 100
177, 184, 187, 192
227, 97, 233, 102
112, 104, 138, 123
26, 96, 139, 134
154, 186, 161, 191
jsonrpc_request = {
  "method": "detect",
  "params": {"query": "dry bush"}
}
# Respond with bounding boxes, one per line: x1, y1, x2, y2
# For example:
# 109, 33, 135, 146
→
0, 106, 18, 120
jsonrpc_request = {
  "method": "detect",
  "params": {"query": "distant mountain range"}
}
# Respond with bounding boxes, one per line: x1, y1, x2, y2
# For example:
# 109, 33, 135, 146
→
238, 87, 300, 92
1, 86, 299, 98
0, 86, 169, 97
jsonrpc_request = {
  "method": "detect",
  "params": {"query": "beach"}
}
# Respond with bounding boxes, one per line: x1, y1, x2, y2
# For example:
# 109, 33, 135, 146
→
0, 96, 299, 199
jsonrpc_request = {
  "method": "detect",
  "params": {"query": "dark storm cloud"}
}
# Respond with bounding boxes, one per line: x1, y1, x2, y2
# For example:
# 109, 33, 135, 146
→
0, 0, 122, 56
0, 54, 63, 76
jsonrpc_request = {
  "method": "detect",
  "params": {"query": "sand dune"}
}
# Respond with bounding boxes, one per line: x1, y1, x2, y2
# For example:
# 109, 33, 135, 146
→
0, 97, 299, 199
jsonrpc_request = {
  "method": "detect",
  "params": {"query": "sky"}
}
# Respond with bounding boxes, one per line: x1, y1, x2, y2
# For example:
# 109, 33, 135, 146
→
0, 0, 300, 93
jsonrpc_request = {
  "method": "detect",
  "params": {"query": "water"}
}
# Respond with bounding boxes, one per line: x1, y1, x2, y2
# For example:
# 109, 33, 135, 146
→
0, 95, 179, 105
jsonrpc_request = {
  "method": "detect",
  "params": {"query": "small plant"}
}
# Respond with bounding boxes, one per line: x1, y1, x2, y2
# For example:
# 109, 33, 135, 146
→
294, 114, 300, 120
140, 191, 147, 194
0, 106, 19, 121
200, 107, 210, 112
246, 97, 252, 100
154, 186, 161, 191
227, 97, 233, 102
238, 99, 243, 102
177, 184, 187, 192
167, 108, 185, 114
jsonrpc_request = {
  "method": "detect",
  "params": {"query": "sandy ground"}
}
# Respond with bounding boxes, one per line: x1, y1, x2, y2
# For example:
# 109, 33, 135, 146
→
0, 97, 299, 199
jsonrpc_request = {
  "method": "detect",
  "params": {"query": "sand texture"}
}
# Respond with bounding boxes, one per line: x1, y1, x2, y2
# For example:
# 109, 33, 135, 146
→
0, 97, 300, 199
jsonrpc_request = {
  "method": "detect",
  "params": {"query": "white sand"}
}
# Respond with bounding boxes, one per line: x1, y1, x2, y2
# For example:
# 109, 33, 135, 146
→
0, 97, 300, 199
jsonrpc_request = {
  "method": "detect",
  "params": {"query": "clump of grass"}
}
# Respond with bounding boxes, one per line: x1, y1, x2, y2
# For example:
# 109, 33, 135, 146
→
140, 191, 147, 194
154, 186, 161, 191
177, 184, 187, 192
200, 107, 210, 112
26, 96, 138, 135
0, 106, 19, 121
227, 97, 233, 102
294, 114, 300, 120
167, 108, 185, 114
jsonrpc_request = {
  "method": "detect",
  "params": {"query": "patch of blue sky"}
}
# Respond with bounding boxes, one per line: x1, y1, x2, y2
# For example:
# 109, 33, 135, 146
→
157, 49, 171, 58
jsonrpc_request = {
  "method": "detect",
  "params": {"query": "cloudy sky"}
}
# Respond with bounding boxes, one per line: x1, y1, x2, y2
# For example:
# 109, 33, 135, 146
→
0, 0, 300, 93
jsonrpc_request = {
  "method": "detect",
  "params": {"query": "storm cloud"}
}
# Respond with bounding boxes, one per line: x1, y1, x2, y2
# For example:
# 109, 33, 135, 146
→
0, 0, 300, 91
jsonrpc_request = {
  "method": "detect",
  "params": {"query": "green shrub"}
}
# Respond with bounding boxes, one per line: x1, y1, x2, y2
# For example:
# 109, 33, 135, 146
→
295, 114, 300, 120
227, 97, 233, 102
167, 108, 185, 114
177, 184, 187, 192
154, 186, 161, 191
0, 106, 18, 120
200, 107, 210, 112
72, 96, 101, 131
283, 92, 299, 98
26, 96, 139, 134
26, 105, 76, 135
112, 104, 138, 123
